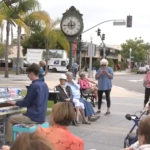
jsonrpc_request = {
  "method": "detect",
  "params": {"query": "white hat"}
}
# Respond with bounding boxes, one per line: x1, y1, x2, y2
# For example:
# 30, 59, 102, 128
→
60, 74, 67, 80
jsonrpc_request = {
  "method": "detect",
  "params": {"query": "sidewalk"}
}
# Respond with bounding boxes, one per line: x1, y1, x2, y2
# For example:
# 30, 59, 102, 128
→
0, 73, 143, 150
46, 96, 142, 150
12, 80, 143, 98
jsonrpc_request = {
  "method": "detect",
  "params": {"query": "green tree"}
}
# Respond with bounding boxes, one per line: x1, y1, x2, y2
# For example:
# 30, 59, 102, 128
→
0, 2, 29, 77
14, 0, 52, 75
121, 37, 149, 62
21, 29, 69, 55
0, 44, 12, 59
21, 30, 45, 55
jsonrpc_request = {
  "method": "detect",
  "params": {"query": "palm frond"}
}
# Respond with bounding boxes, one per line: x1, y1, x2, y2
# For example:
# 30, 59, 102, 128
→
14, 19, 30, 36
28, 11, 51, 25
15, 0, 40, 14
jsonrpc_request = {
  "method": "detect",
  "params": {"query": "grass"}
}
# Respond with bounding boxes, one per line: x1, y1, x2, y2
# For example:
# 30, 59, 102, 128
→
0, 70, 16, 74
21, 90, 54, 116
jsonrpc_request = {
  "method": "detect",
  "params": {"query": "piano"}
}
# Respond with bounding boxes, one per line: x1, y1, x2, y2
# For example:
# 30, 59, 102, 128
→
0, 87, 25, 116
0, 87, 25, 145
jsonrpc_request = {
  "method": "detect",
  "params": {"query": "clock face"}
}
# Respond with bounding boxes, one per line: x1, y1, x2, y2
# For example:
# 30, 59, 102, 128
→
61, 16, 82, 36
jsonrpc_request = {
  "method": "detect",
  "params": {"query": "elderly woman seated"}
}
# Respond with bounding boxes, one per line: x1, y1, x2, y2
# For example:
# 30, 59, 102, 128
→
55, 74, 94, 125
78, 72, 98, 102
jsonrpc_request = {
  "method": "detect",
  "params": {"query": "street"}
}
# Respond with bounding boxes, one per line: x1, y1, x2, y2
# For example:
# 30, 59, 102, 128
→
113, 74, 145, 94
0, 72, 146, 94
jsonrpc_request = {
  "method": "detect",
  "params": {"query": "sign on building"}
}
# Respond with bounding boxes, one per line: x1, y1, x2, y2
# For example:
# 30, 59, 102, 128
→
27, 49, 43, 64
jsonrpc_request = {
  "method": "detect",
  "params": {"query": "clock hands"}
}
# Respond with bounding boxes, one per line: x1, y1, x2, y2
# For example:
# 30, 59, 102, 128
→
63, 20, 75, 29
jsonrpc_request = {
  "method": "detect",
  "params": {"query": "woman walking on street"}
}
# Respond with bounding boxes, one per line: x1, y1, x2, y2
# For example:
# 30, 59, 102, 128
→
95, 59, 113, 115
143, 70, 150, 108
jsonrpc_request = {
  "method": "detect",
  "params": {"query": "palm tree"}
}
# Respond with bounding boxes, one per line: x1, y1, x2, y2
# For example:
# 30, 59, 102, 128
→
43, 18, 70, 72
0, 2, 29, 77
0, 21, 5, 43
13, 0, 40, 75
14, 0, 52, 74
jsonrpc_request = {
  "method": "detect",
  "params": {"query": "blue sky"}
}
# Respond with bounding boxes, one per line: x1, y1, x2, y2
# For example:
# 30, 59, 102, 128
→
38, 0, 150, 45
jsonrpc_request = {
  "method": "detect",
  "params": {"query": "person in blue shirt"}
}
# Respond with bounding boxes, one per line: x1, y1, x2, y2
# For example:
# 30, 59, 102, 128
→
39, 60, 47, 82
73, 62, 79, 79
66, 72, 100, 124
6, 63, 49, 143
95, 59, 113, 115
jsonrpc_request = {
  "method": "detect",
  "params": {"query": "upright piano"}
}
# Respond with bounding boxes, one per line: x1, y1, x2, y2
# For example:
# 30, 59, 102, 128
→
0, 87, 25, 115
0, 87, 24, 144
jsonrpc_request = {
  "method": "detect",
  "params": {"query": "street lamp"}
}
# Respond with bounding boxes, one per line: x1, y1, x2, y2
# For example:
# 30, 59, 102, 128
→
129, 48, 132, 72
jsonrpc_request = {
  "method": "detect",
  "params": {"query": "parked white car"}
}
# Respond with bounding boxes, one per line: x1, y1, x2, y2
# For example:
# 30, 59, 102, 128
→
137, 65, 149, 74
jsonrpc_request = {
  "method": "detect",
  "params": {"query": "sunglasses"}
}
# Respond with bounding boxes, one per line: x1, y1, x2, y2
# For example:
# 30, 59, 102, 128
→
101, 64, 106, 66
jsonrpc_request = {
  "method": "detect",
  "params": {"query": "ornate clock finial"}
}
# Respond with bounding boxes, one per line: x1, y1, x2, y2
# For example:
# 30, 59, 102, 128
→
69, 6, 76, 11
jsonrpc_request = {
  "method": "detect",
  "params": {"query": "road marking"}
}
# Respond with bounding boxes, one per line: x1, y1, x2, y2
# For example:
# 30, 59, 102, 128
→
128, 79, 143, 82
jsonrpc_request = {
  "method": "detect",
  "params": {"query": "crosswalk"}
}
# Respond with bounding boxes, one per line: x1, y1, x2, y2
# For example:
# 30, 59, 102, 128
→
128, 79, 143, 82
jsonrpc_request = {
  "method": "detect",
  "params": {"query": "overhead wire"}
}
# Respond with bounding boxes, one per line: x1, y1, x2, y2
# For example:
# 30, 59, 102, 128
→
1, 0, 28, 25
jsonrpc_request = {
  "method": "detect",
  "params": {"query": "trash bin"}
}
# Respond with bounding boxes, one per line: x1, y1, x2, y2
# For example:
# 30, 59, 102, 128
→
92, 67, 96, 78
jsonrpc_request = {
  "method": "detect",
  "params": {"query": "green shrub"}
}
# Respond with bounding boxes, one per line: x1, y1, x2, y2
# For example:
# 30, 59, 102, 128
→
119, 61, 126, 70
108, 59, 114, 68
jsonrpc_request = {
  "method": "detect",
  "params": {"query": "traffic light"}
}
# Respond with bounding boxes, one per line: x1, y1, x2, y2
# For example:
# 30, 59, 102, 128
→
127, 15, 132, 27
79, 35, 82, 41
100, 49, 109, 57
79, 41, 84, 51
105, 49, 109, 56
100, 49, 103, 57
102, 34, 105, 40
97, 28, 101, 36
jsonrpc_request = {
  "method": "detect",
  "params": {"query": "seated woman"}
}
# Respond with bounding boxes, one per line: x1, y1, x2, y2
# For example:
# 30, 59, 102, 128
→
1, 133, 53, 150
78, 72, 98, 102
55, 74, 90, 124
35, 102, 84, 150
66, 72, 100, 122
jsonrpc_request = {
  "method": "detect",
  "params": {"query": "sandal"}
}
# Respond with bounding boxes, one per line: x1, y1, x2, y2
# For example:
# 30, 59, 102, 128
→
76, 121, 80, 125
105, 112, 110, 115
96, 110, 101, 114
89, 116, 100, 121
82, 121, 91, 125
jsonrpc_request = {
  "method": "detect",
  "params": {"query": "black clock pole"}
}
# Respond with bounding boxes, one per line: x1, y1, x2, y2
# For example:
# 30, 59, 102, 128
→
60, 6, 84, 73
69, 42, 73, 72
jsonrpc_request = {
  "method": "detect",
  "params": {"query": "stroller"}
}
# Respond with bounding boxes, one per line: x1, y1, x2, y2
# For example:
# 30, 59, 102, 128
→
124, 102, 149, 148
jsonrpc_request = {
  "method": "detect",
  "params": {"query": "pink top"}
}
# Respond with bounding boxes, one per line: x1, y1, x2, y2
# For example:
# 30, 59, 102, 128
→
78, 78, 90, 89
144, 71, 150, 88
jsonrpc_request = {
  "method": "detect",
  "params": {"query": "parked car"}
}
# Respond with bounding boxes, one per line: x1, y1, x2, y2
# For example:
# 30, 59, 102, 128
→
137, 65, 149, 74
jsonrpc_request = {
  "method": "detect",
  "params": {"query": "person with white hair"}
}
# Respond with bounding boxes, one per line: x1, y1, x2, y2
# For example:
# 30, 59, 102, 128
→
66, 72, 100, 123
55, 74, 89, 125
95, 58, 113, 115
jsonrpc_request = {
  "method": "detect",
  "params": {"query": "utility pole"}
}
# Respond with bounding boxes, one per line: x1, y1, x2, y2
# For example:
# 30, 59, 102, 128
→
103, 43, 106, 58
129, 48, 132, 72
102, 34, 105, 58
89, 37, 93, 78
96, 28, 106, 58
79, 35, 82, 72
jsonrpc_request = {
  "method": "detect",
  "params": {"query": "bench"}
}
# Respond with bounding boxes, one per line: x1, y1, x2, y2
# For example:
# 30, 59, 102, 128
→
80, 89, 95, 107
13, 122, 49, 141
